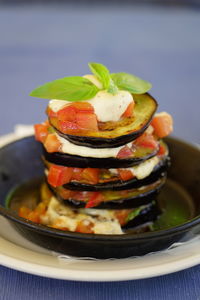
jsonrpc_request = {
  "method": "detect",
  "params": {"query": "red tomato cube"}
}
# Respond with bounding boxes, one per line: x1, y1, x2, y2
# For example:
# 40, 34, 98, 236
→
122, 101, 135, 118
76, 112, 98, 131
58, 188, 75, 200
34, 123, 48, 143
158, 144, 166, 156
57, 105, 76, 122
114, 210, 131, 226
48, 165, 73, 187
118, 169, 134, 181
135, 133, 158, 149
76, 220, 94, 233
151, 112, 173, 138
117, 146, 133, 159
58, 120, 79, 133
72, 168, 84, 181
72, 102, 94, 113
81, 168, 100, 184
44, 134, 61, 153
85, 192, 104, 208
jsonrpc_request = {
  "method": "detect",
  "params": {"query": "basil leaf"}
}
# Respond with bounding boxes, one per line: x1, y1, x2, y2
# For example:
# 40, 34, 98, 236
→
29, 76, 99, 101
89, 62, 118, 94
111, 72, 152, 94
88, 62, 110, 90
107, 77, 118, 94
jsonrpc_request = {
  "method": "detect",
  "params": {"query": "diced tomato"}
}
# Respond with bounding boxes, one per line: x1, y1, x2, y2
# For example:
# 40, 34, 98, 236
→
35, 202, 47, 215
76, 220, 94, 233
122, 101, 135, 118
72, 168, 84, 181
19, 206, 41, 223
49, 102, 97, 133
117, 146, 133, 159
74, 191, 92, 202
57, 105, 76, 122
151, 112, 173, 138
58, 188, 75, 199
81, 168, 100, 184
158, 144, 166, 156
44, 134, 61, 153
72, 102, 94, 113
19, 206, 31, 219
135, 133, 158, 149
46, 107, 57, 118
85, 192, 104, 208
47, 165, 73, 187
27, 211, 40, 223
34, 123, 48, 142
118, 169, 134, 181
114, 210, 131, 226
58, 120, 79, 133
76, 112, 98, 131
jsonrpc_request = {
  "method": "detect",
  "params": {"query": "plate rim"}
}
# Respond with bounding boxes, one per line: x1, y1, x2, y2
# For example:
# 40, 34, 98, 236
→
1, 232, 200, 281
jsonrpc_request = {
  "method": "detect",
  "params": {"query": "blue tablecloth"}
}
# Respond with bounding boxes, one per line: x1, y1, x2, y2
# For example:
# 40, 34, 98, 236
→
0, 264, 200, 300
0, 3, 200, 299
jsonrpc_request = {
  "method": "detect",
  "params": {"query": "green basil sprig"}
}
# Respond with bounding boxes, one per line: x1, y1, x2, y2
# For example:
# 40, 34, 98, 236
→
29, 62, 152, 101
29, 76, 99, 101
88, 62, 118, 94
111, 72, 152, 94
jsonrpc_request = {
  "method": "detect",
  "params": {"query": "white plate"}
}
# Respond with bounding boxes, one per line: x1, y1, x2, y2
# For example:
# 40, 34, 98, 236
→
0, 130, 200, 281
1, 216, 200, 281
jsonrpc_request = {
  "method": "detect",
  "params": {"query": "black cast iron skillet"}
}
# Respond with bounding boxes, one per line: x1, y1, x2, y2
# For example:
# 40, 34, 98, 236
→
0, 136, 200, 258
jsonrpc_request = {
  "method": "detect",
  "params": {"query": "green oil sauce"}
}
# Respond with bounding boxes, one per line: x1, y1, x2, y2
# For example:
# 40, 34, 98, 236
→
6, 178, 195, 233
152, 179, 195, 231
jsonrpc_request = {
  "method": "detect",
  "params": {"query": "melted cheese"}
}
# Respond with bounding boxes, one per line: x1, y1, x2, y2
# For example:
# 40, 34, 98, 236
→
56, 133, 126, 158
40, 197, 123, 234
110, 156, 159, 180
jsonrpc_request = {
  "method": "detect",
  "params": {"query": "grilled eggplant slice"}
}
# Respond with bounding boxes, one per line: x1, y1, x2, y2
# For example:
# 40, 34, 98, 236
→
42, 145, 159, 168
50, 93, 157, 148
61, 157, 169, 191
122, 202, 160, 230
48, 177, 165, 209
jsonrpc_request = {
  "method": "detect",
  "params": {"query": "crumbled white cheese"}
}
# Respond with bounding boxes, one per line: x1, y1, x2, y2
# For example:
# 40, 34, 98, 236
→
40, 197, 124, 235
93, 221, 123, 235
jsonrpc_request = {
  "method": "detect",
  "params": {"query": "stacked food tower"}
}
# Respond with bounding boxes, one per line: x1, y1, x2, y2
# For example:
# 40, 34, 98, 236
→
21, 63, 173, 234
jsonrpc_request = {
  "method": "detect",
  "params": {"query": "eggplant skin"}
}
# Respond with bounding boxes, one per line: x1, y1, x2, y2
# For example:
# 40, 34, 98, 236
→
42, 146, 158, 169
54, 119, 150, 149
48, 177, 165, 209
62, 157, 170, 191
122, 202, 160, 230
51, 93, 158, 148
